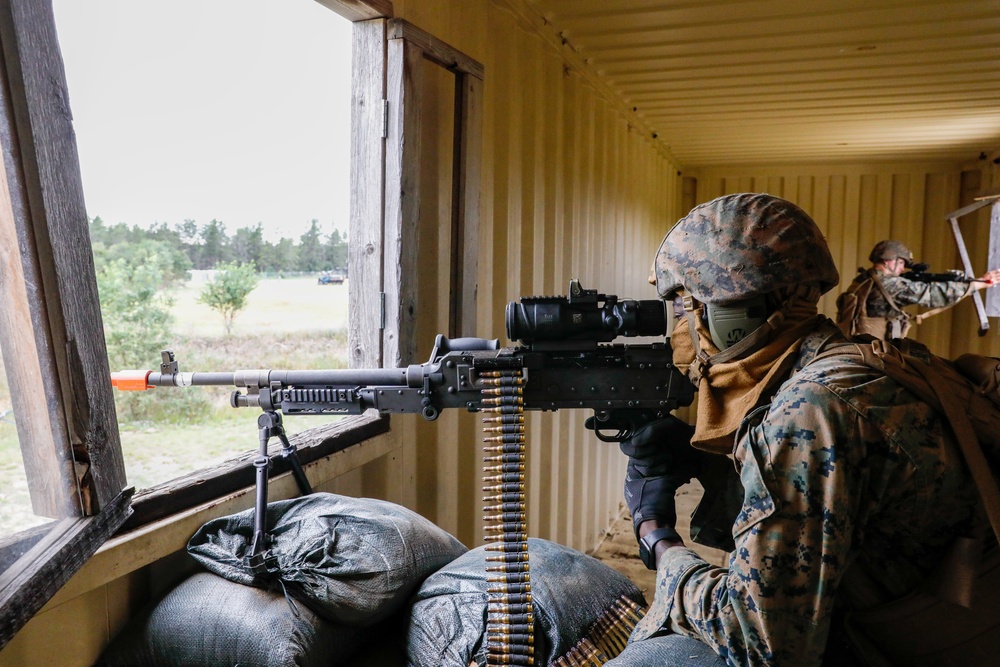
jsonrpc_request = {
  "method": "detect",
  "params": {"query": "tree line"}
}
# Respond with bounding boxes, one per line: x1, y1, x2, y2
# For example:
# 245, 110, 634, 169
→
91, 217, 349, 423
89, 216, 349, 282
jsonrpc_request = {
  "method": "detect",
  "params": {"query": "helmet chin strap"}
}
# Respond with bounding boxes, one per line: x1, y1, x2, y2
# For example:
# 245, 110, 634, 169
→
682, 285, 820, 384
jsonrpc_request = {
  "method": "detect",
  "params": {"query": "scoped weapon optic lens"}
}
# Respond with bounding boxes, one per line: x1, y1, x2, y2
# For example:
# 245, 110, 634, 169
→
506, 282, 666, 344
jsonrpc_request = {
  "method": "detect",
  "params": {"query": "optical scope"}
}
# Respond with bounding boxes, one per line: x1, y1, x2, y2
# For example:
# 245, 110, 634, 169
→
506, 279, 666, 345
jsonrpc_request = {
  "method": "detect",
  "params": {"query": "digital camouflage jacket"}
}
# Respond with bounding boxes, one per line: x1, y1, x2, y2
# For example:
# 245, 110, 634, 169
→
631, 320, 979, 666
864, 272, 970, 317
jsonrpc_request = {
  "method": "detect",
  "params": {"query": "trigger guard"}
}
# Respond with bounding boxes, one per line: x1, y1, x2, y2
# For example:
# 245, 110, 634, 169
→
594, 427, 632, 443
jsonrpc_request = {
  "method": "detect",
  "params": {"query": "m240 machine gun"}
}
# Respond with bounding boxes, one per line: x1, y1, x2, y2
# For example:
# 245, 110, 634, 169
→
112, 280, 691, 435
111, 279, 693, 665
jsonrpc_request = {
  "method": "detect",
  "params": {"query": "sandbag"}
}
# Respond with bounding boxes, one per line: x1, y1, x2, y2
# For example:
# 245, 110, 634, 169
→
603, 633, 726, 666
187, 492, 468, 626
405, 537, 646, 666
96, 571, 375, 667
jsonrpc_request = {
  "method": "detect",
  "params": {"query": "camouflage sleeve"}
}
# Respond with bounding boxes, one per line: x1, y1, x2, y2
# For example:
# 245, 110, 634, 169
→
880, 275, 971, 308
631, 383, 866, 666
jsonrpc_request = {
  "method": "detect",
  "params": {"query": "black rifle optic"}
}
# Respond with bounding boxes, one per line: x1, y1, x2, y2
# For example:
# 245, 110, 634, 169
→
901, 263, 973, 284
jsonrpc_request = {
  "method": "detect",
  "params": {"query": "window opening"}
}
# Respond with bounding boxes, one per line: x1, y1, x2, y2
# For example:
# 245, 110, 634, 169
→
47, 0, 354, 497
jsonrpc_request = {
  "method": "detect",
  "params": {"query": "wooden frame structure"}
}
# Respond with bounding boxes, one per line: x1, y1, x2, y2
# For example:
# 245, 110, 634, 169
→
0, 0, 131, 647
944, 193, 1000, 334
0, 0, 406, 647
351, 16, 483, 369
0, 0, 484, 648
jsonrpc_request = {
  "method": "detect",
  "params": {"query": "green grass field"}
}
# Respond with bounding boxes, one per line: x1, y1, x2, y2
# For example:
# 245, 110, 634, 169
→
0, 276, 350, 536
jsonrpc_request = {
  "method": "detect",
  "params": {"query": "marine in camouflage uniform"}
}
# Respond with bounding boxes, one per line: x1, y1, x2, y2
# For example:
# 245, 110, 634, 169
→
860, 270, 970, 313
611, 194, 981, 667
836, 240, 973, 340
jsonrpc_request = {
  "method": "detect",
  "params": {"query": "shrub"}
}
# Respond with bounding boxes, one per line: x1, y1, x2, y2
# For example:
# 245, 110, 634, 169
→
198, 261, 260, 335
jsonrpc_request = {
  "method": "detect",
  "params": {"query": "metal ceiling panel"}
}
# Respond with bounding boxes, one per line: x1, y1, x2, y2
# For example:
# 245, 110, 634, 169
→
527, 0, 1000, 166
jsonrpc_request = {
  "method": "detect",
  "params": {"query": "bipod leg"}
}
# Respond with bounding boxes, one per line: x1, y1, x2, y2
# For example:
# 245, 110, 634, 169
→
248, 411, 279, 570
272, 414, 312, 496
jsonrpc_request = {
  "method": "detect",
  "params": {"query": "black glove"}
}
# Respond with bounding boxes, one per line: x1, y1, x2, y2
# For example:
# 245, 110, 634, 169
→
618, 415, 703, 568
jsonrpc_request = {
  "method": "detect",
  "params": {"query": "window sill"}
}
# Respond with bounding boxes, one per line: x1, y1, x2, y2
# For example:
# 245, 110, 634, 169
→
40, 415, 397, 611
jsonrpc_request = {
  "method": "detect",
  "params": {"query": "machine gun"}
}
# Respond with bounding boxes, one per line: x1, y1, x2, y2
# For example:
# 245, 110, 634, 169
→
112, 279, 693, 439
111, 279, 692, 661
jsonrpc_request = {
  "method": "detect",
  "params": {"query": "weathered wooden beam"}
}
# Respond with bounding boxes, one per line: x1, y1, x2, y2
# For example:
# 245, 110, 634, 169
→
0, 487, 133, 650
314, 0, 393, 22
349, 19, 388, 370
0, 0, 126, 515
0, 111, 78, 519
387, 18, 484, 80
450, 72, 483, 338
119, 414, 389, 531
987, 201, 1000, 318
383, 34, 424, 368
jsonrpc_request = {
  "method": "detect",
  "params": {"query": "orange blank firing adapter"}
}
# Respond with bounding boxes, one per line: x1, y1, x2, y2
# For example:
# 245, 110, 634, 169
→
110, 370, 153, 391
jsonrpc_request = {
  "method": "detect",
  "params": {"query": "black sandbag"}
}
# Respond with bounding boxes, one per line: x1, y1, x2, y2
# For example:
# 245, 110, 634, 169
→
405, 537, 647, 666
187, 492, 468, 627
96, 571, 375, 667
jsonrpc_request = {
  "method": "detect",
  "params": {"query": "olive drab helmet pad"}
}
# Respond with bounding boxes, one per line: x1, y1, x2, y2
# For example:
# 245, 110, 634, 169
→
653, 193, 840, 304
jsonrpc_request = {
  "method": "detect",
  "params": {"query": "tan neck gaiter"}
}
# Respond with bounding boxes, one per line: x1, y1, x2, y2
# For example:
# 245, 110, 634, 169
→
672, 295, 824, 454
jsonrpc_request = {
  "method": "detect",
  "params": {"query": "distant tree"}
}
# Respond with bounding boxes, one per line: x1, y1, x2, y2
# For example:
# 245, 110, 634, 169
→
197, 261, 259, 334
88, 215, 108, 244
176, 219, 199, 245
145, 223, 193, 282
198, 219, 230, 269
268, 238, 298, 275
325, 228, 348, 271
232, 224, 264, 267
96, 249, 210, 424
297, 219, 324, 272
174, 219, 200, 266
97, 253, 174, 371
105, 238, 191, 286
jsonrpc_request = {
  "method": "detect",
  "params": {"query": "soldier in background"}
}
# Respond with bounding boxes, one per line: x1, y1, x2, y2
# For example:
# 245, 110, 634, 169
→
835, 239, 1000, 340
605, 193, 988, 666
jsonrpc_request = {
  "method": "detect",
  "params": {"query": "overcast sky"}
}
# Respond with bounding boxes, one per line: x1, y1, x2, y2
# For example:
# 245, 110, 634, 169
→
51, 0, 352, 243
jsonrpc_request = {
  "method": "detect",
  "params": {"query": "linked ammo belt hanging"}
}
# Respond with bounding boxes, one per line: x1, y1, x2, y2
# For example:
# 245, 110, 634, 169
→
481, 369, 534, 666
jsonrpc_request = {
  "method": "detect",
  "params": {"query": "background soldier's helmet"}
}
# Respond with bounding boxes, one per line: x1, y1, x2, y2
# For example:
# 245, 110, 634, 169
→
869, 239, 913, 264
653, 192, 840, 304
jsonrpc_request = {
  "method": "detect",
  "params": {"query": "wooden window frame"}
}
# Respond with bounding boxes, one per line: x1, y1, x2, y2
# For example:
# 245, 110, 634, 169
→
0, 0, 484, 647
352, 17, 483, 369
0, 0, 131, 647
0, 0, 396, 647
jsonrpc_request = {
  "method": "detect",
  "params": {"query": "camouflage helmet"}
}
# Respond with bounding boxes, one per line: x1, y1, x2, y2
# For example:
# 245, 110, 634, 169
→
869, 240, 913, 264
653, 193, 840, 303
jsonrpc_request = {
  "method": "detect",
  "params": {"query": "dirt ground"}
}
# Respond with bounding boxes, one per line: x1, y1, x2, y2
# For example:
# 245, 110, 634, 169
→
589, 480, 729, 602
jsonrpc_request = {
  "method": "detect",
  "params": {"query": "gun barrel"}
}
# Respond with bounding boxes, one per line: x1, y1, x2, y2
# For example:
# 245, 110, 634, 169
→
111, 368, 411, 391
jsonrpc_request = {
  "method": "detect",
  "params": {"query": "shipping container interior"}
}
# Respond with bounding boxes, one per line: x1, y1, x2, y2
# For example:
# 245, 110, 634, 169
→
1, 0, 999, 664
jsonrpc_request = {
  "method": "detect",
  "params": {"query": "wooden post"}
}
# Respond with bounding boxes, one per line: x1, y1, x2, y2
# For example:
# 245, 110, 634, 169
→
383, 32, 424, 368
0, 0, 125, 517
450, 72, 483, 338
349, 18, 389, 370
